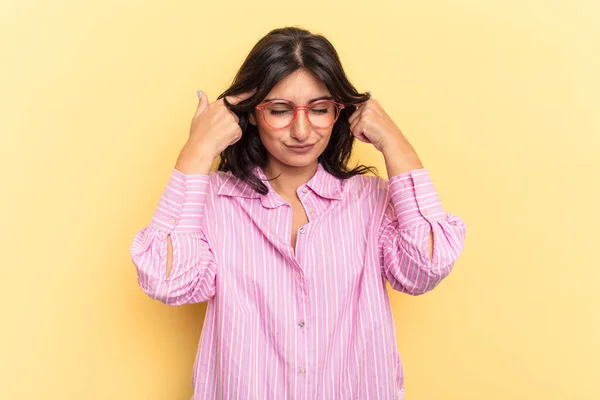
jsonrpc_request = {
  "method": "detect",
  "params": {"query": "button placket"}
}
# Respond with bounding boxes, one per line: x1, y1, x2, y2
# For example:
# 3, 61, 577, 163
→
292, 188, 310, 377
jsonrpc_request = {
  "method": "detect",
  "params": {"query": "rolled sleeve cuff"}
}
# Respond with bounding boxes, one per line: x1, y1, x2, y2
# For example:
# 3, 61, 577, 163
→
150, 168, 211, 233
388, 168, 446, 229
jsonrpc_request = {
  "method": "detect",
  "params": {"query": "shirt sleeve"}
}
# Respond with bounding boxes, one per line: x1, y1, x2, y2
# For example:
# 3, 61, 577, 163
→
129, 168, 217, 305
378, 168, 467, 295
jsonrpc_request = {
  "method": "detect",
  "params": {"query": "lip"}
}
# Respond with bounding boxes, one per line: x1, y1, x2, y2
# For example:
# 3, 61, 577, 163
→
286, 144, 315, 153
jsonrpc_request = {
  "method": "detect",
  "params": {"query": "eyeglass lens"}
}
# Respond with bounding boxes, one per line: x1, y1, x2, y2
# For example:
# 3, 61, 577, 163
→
263, 101, 340, 128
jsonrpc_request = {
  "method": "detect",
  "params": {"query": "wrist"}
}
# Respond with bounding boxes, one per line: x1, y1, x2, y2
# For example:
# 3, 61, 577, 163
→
175, 150, 215, 175
382, 144, 423, 176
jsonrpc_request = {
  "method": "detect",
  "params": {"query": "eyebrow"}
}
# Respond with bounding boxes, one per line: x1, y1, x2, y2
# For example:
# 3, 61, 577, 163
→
263, 95, 334, 104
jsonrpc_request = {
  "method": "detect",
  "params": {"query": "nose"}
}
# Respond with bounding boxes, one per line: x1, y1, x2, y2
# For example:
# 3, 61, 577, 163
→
290, 109, 310, 142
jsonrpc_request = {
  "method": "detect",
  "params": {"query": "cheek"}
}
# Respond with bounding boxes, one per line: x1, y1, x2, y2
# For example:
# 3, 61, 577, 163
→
319, 130, 334, 147
257, 128, 281, 152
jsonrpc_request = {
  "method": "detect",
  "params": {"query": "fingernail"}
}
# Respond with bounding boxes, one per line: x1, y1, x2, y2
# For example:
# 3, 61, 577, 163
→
367, 91, 372, 97
197, 90, 202, 100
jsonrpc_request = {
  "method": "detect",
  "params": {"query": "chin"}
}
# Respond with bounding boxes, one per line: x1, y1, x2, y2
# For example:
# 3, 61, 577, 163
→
280, 155, 319, 167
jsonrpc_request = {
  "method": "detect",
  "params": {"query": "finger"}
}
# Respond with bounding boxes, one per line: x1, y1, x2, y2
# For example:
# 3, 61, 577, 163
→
354, 133, 371, 144
348, 106, 363, 126
351, 127, 371, 144
225, 89, 257, 105
194, 90, 209, 117
229, 128, 243, 145
350, 119, 372, 143
349, 118, 361, 135
349, 96, 371, 125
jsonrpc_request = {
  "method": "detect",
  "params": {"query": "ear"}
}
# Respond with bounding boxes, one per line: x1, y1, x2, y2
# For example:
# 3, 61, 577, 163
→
249, 112, 257, 126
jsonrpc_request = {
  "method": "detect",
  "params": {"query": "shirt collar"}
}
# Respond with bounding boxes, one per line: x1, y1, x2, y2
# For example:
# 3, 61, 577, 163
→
304, 163, 343, 200
217, 163, 343, 207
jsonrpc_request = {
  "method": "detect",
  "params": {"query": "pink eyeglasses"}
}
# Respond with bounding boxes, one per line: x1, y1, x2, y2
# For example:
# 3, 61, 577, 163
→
255, 99, 345, 129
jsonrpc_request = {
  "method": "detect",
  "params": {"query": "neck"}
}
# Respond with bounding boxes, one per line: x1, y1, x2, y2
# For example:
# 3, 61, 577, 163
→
263, 160, 319, 197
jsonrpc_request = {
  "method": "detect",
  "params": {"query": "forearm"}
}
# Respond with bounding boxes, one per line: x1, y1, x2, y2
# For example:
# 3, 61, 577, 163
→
382, 144, 432, 257
174, 141, 216, 175
382, 141, 424, 177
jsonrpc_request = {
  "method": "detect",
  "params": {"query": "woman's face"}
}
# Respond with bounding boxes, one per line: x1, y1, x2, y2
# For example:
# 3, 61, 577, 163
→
249, 69, 334, 170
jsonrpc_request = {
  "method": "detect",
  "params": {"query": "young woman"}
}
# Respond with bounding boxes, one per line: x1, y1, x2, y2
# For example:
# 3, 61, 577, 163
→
130, 26, 466, 400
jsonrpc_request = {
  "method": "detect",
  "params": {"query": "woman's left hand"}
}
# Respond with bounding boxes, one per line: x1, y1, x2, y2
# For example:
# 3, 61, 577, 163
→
348, 94, 424, 174
348, 95, 408, 152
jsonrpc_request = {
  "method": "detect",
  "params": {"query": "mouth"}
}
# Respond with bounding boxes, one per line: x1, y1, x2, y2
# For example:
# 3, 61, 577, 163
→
286, 144, 316, 153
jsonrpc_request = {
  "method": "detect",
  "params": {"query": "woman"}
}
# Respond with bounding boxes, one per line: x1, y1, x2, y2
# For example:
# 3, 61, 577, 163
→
130, 26, 466, 399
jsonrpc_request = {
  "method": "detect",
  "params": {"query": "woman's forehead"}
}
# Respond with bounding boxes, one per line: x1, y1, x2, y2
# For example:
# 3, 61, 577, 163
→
263, 95, 334, 105
265, 70, 331, 104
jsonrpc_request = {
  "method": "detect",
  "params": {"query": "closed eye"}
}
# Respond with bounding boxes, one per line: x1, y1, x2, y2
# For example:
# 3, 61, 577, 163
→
270, 110, 292, 115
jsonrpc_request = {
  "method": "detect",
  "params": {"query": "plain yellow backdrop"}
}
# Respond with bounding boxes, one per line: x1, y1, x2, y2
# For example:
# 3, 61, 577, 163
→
1, 0, 598, 399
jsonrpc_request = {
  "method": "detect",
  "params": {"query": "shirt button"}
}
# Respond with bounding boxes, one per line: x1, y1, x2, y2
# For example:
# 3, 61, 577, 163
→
298, 320, 305, 327
309, 208, 315, 214
296, 272, 301, 280
302, 188, 308, 194
422, 210, 429, 216
299, 228, 306, 234
298, 368, 306, 374
169, 217, 176, 224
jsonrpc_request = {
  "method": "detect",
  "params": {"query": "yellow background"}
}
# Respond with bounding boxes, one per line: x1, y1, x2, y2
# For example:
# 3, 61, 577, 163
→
1, 0, 598, 399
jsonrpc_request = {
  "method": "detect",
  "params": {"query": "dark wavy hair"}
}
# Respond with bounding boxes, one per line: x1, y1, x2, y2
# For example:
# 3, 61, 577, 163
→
217, 26, 378, 195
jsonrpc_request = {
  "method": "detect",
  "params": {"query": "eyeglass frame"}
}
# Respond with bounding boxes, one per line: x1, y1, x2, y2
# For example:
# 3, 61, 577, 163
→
254, 99, 346, 129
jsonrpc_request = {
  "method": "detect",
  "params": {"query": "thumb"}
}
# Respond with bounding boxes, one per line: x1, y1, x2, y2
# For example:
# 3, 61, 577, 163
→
195, 90, 209, 116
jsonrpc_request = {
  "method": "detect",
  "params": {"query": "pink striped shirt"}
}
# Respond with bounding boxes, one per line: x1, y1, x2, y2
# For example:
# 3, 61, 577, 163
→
129, 162, 466, 399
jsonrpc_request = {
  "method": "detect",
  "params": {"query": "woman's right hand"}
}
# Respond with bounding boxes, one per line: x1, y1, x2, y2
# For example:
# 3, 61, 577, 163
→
175, 90, 255, 174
